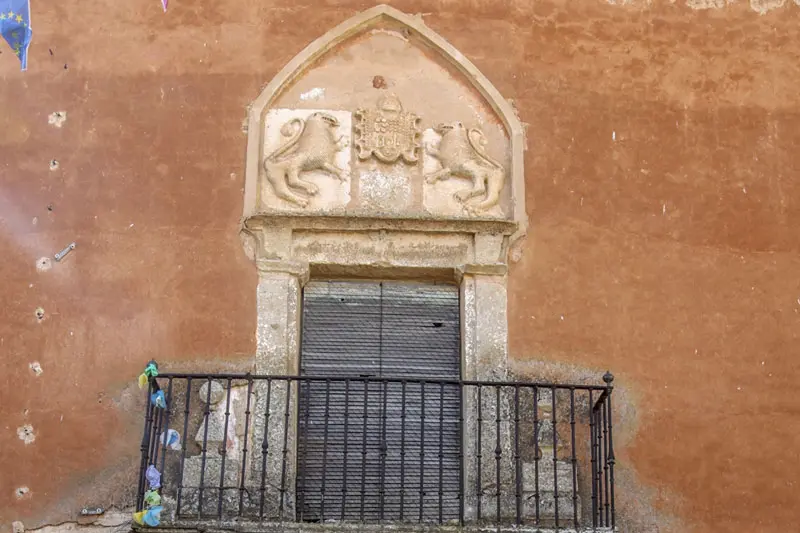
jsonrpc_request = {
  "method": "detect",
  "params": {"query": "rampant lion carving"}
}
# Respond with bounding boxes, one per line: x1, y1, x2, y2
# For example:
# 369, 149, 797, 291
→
263, 112, 347, 207
424, 122, 505, 214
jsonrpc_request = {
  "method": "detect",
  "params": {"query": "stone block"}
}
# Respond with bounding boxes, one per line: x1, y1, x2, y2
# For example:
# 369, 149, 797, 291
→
179, 455, 242, 517
522, 460, 581, 523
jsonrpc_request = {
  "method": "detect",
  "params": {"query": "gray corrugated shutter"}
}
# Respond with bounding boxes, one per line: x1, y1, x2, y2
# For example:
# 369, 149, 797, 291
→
297, 281, 461, 523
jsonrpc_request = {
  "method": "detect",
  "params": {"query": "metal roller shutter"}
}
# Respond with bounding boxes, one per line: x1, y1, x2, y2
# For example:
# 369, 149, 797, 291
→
297, 280, 462, 523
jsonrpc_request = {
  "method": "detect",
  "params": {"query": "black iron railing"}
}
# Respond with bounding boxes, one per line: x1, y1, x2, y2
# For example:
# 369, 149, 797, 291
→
137, 370, 615, 530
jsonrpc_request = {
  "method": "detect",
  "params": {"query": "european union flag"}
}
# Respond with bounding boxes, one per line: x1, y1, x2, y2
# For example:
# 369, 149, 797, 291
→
0, 0, 32, 70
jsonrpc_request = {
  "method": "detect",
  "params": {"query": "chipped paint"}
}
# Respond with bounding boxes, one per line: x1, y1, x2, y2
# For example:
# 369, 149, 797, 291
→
36, 257, 52, 272
29, 361, 43, 376
47, 112, 67, 128
17, 424, 36, 444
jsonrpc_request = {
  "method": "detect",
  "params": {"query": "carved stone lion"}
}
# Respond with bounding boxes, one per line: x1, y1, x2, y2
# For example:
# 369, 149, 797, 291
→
263, 112, 347, 207
424, 122, 505, 215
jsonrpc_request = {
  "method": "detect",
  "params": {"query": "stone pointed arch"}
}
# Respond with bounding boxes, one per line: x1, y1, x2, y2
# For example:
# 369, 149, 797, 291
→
242, 4, 527, 244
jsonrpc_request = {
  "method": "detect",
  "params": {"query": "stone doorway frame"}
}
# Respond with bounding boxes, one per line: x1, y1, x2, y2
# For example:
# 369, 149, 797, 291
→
239, 5, 527, 521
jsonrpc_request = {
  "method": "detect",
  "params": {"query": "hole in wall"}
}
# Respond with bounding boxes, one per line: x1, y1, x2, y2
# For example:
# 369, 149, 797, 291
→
36, 257, 52, 272
48, 111, 67, 128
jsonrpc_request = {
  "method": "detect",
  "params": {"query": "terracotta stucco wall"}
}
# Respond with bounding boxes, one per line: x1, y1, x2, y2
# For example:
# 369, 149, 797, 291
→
1, 1, 798, 532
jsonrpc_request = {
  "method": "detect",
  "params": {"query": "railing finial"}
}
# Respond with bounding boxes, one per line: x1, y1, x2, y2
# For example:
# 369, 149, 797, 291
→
602, 370, 614, 385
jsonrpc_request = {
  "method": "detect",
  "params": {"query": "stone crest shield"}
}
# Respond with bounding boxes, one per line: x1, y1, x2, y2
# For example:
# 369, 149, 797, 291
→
353, 94, 421, 164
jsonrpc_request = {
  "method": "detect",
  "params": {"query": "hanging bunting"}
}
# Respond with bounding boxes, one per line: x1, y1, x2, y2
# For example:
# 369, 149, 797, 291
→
138, 361, 159, 389
159, 429, 181, 450
150, 390, 166, 409
132, 505, 163, 527
0, 0, 33, 70
145, 465, 161, 489
161, 0, 167, 12
143, 490, 161, 507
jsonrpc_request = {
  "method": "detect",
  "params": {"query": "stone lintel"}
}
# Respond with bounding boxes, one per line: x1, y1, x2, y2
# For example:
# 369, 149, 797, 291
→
244, 213, 518, 237
243, 214, 516, 272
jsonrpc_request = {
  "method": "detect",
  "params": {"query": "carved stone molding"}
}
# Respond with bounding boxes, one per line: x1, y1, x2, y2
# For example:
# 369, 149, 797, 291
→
239, 10, 529, 517
354, 93, 421, 164
241, 4, 527, 262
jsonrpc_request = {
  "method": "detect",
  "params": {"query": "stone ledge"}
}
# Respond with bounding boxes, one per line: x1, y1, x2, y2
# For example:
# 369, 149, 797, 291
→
244, 213, 518, 236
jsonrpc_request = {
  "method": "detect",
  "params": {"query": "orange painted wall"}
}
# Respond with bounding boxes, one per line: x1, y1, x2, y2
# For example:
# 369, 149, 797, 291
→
1, 1, 798, 532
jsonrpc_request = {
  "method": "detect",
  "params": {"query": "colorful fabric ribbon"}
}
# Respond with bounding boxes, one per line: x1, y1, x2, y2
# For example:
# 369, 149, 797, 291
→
138, 362, 159, 389
150, 390, 166, 409
159, 429, 181, 450
145, 465, 161, 489
143, 490, 161, 507
132, 505, 163, 527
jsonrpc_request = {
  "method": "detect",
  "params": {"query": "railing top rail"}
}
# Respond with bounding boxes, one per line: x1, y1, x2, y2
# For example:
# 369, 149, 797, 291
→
153, 372, 611, 391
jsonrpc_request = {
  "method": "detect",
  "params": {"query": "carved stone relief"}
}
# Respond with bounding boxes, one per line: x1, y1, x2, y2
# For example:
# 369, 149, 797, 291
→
423, 122, 506, 216
353, 94, 421, 164
244, 5, 526, 238
261, 109, 351, 210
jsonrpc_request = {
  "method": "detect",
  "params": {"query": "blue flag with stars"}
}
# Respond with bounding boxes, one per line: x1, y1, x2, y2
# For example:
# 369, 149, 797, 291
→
0, 0, 32, 70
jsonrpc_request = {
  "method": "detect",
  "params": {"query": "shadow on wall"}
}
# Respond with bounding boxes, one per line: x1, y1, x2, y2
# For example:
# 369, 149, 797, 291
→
509, 358, 682, 533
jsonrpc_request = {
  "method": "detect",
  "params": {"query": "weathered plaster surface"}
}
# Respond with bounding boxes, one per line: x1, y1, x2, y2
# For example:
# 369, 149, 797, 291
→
2, 2, 800, 533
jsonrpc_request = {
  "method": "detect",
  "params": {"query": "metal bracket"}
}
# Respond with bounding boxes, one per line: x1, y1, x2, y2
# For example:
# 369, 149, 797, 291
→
55, 242, 76, 262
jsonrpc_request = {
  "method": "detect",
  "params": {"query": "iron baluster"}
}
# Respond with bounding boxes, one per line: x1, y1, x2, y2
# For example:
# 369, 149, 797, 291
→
278, 379, 292, 521
149, 388, 165, 479
438, 382, 445, 524
298, 379, 312, 521
359, 379, 369, 522
602, 396, 609, 527
569, 388, 578, 529
589, 389, 597, 529
513, 385, 521, 525
380, 379, 388, 523
258, 378, 272, 520
476, 385, 483, 521
158, 378, 174, 486
197, 377, 214, 518
341, 379, 350, 521
238, 377, 254, 517
217, 378, 234, 519
419, 381, 426, 522
604, 371, 616, 530
533, 386, 540, 524
552, 386, 559, 529
175, 377, 193, 516
458, 383, 465, 527
399, 380, 407, 522
494, 386, 501, 525
320, 379, 331, 522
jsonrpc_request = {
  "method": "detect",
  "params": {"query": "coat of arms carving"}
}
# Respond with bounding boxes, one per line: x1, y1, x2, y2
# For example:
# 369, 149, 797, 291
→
353, 94, 421, 164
